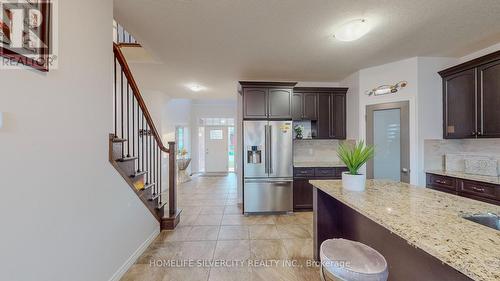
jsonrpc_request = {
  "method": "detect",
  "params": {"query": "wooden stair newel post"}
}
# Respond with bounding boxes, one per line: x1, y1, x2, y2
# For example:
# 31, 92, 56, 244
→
158, 141, 181, 230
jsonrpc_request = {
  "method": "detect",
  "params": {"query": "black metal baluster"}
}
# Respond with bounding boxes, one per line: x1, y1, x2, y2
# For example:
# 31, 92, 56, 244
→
157, 146, 160, 199
159, 149, 162, 205
142, 116, 146, 180
155, 144, 158, 199
137, 105, 141, 172
120, 68, 124, 157
145, 123, 149, 184
149, 130, 152, 188
153, 141, 157, 197
114, 58, 117, 136
126, 84, 130, 157
132, 92, 135, 158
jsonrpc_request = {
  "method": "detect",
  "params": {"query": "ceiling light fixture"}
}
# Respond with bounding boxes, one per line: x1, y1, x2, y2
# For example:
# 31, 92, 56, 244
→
366, 81, 408, 96
187, 84, 204, 92
334, 19, 370, 42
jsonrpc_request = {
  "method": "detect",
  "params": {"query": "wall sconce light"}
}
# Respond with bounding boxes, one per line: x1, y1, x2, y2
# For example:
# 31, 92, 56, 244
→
366, 81, 408, 96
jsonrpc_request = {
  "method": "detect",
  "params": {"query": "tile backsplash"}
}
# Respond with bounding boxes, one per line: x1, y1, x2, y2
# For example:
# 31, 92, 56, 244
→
293, 120, 313, 139
424, 139, 500, 176
294, 139, 354, 163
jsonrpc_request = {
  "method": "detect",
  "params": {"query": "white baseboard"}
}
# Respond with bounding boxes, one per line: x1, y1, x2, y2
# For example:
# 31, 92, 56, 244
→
108, 228, 160, 281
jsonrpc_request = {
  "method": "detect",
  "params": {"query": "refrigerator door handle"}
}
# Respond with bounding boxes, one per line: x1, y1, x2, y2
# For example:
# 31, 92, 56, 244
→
264, 124, 268, 174
269, 125, 273, 174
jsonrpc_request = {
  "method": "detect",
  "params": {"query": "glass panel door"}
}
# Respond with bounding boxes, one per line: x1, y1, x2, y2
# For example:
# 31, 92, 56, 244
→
373, 109, 401, 181
366, 101, 410, 183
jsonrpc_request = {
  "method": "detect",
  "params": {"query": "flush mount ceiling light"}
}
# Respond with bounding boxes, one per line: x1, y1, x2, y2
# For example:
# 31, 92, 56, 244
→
187, 84, 205, 92
334, 19, 370, 42
366, 81, 408, 96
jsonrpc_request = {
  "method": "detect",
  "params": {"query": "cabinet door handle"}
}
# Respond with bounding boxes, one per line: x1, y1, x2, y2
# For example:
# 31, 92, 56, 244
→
471, 131, 477, 136
471, 186, 485, 193
435, 179, 446, 184
477, 132, 482, 136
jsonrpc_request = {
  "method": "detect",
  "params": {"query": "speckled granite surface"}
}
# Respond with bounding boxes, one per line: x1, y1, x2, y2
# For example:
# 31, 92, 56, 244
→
293, 161, 346, 168
427, 170, 500, 185
310, 179, 500, 281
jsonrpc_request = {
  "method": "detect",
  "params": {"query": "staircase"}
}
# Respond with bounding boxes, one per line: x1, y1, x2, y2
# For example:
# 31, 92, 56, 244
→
110, 23, 181, 230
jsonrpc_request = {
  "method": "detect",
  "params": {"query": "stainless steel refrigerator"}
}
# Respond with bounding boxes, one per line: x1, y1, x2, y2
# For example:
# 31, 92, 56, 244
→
243, 120, 293, 213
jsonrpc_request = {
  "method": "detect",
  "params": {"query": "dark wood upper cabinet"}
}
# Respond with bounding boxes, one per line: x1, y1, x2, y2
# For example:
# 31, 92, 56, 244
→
439, 50, 500, 139
443, 69, 476, 139
240, 81, 296, 120
294, 87, 348, 139
330, 93, 346, 139
303, 93, 318, 120
268, 88, 292, 119
317, 93, 331, 139
292, 93, 303, 120
292, 92, 318, 121
243, 88, 268, 119
478, 60, 500, 137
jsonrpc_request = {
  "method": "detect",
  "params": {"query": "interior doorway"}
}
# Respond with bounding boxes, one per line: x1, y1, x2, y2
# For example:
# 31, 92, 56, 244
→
366, 101, 410, 183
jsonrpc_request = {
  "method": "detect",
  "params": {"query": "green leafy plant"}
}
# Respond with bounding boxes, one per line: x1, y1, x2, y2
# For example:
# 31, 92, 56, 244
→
337, 140, 375, 175
294, 125, 303, 139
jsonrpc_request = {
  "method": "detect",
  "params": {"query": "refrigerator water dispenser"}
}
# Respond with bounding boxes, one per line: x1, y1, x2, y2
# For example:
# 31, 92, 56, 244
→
247, 146, 262, 164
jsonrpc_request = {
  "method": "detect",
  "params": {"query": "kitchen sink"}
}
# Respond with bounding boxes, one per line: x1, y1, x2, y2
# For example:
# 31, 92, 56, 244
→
462, 213, 500, 231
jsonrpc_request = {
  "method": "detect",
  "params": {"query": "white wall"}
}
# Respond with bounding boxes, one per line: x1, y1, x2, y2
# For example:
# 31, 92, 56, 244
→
357, 58, 419, 183
341, 72, 360, 140
343, 57, 457, 186
416, 57, 458, 184
141, 90, 168, 131
162, 98, 192, 143
0, 1, 159, 281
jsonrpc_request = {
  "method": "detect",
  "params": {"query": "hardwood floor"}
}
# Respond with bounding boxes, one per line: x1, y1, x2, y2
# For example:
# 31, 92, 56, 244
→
121, 174, 320, 281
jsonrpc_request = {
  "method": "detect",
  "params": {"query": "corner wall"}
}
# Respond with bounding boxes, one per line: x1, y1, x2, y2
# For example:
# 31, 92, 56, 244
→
0, 1, 159, 281
343, 57, 457, 186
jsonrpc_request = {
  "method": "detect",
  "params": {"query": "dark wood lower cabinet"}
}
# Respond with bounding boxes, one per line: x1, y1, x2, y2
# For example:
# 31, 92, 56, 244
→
426, 173, 500, 205
293, 166, 347, 211
293, 179, 313, 211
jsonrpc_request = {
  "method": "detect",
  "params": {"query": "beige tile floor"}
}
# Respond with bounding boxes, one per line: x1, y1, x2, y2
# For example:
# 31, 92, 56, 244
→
121, 174, 320, 281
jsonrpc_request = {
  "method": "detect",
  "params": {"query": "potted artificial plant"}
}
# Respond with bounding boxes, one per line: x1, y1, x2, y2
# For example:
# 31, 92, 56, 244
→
294, 125, 304, 139
337, 140, 375, 191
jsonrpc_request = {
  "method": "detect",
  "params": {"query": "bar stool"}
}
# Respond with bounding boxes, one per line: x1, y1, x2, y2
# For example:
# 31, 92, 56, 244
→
320, 238, 388, 281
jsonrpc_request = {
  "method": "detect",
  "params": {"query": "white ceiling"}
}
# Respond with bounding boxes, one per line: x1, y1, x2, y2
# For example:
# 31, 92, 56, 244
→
114, 0, 500, 99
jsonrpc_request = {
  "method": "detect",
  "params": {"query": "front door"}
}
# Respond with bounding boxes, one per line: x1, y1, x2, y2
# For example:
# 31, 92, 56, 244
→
366, 101, 410, 183
205, 126, 228, 173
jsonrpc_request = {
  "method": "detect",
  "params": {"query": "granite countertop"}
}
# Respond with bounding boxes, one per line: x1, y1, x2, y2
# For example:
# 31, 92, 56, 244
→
310, 179, 500, 281
427, 170, 500, 185
293, 161, 346, 168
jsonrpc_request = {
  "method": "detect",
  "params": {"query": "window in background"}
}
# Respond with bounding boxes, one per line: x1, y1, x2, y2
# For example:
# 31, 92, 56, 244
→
176, 126, 185, 151
199, 118, 235, 126
209, 129, 223, 140
228, 126, 235, 172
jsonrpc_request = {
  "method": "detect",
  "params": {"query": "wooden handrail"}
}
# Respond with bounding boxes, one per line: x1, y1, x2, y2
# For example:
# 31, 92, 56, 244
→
113, 43, 170, 154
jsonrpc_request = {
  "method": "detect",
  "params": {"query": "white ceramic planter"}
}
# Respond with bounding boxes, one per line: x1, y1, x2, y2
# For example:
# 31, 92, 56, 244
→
342, 172, 366, 191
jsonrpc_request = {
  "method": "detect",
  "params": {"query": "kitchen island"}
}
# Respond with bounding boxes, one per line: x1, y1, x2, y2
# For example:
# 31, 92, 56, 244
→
311, 179, 500, 281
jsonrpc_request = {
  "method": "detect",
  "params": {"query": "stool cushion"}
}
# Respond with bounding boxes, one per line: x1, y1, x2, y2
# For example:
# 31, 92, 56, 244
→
320, 239, 388, 281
